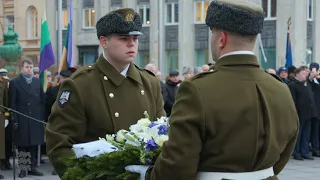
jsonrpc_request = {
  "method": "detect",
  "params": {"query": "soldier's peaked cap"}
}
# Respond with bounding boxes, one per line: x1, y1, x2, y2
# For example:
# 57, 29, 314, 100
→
96, 8, 143, 38
205, 0, 265, 35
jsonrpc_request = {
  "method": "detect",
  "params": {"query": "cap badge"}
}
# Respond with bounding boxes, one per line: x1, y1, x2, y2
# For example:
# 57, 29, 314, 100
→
124, 12, 135, 22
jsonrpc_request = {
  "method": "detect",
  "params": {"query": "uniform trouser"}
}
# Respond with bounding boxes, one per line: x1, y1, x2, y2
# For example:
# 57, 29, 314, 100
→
311, 119, 320, 152
18, 146, 37, 169
4, 127, 12, 159
294, 119, 311, 157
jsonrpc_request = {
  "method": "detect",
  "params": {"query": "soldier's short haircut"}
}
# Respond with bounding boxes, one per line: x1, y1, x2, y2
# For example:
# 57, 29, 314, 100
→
21, 57, 33, 67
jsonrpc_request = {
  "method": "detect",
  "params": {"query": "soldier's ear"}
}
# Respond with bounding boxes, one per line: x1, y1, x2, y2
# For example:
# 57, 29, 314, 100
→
99, 36, 108, 48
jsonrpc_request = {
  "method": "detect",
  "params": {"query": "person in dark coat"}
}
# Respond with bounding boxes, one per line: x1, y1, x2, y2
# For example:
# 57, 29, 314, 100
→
278, 66, 290, 84
164, 70, 181, 117
9, 58, 45, 177
308, 62, 320, 157
287, 66, 296, 83
45, 70, 72, 175
289, 66, 316, 160
155, 71, 168, 106
45, 70, 72, 121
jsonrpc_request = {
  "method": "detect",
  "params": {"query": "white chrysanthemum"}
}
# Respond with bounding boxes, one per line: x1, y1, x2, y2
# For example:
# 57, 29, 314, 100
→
137, 118, 152, 127
135, 132, 152, 142
154, 135, 168, 147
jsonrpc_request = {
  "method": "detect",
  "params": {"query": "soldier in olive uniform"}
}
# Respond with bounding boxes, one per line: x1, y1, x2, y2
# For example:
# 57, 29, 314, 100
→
126, 1, 299, 180
0, 70, 9, 179
46, 8, 165, 178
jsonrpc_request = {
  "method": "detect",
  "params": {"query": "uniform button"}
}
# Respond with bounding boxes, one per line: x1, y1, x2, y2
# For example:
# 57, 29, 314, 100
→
115, 112, 119, 117
104, 76, 108, 80
141, 90, 145, 95
88, 65, 92, 68
109, 93, 114, 98
210, 69, 214, 72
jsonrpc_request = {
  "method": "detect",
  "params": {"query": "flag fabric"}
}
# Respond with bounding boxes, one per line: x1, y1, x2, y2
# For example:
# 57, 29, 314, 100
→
59, 0, 73, 72
258, 34, 267, 63
285, 32, 293, 68
39, 10, 55, 93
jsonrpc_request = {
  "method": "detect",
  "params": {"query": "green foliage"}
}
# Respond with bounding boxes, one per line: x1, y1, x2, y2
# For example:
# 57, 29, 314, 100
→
61, 145, 147, 180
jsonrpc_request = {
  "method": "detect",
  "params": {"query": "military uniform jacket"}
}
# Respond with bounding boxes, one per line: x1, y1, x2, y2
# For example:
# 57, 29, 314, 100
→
147, 55, 299, 180
46, 55, 165, 177
0, 78, 8, 159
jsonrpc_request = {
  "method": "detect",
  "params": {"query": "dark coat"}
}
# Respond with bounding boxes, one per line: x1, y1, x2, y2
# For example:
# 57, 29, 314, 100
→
164, 80, 181, 117
0, 78, 8, 159
45, 85, 60, 121
9, 74, 46, 146
160, 81, 168, 107
288, 78, 316, 121
148, 55, 298, 180
309, 78, 320, 119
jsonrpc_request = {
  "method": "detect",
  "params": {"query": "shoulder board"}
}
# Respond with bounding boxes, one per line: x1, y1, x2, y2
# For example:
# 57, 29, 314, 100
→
71, 64, 95, 79
134, 64, 155, 76
265, 70, 283, 83
191, 68, 217, 80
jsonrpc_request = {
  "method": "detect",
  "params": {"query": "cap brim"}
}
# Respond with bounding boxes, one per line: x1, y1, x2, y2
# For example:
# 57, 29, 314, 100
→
117, 31, 143, 36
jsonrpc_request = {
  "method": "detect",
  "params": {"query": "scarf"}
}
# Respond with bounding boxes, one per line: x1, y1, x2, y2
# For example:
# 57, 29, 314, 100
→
21, 72, 34, 84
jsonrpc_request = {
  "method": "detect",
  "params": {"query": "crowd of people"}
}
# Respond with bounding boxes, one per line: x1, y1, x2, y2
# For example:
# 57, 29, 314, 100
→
267, 64, 320, 160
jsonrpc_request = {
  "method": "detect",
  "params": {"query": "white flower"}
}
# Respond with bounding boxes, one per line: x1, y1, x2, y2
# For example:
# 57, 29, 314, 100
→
157, 116, 168, 124
129, 124, 149, 133
154, 135, 168, 147
137, 118, 152, 127
135, 132, 152, 142
105, 134, 115, 142
148, 124, 161, 138
116, 130, 128, 143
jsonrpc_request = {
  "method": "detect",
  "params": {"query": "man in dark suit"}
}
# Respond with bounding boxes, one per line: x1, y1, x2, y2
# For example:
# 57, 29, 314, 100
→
9, 58, 45, 178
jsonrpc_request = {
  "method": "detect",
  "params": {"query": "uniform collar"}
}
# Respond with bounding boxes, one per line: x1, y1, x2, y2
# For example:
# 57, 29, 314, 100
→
215, 53, 260, 67
96, 54, 143, 86
219, 51, 254, 59
103, 51, 129, 77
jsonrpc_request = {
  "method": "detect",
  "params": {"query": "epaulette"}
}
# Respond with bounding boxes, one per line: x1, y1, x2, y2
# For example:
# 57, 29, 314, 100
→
70, 64, 95, 79
134, 64, 155, 77
265, 70, 283, 83
191, 68, 217, 80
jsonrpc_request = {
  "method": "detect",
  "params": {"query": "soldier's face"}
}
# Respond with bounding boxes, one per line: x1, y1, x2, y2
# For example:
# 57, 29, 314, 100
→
103, 35, 139, 64
21, 63, 34, 75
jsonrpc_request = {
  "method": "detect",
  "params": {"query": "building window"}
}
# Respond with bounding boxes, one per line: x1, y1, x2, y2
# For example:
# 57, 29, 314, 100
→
78, 46, 99, 65
307, 0, 313, 21
138, 5, 150, 26
62, 10, 69, 29
27, 6, 38, 39
83, 9, 95, 28
137, 50, 150, 68
194, 1, 209, 23
165, 50, 179, 76
82, 0, 95, 29
165, 3, 179, 25
195, 49, 209, 67
262, 0, 277, 20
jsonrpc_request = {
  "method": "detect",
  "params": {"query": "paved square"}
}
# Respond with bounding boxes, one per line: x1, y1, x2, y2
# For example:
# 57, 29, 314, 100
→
1, 157, 319, 179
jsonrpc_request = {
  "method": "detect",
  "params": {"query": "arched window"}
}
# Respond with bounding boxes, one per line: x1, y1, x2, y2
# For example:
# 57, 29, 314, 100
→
27, 6, 38, 38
